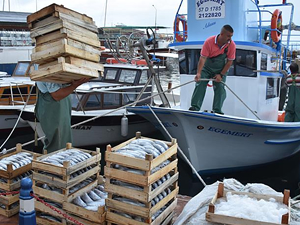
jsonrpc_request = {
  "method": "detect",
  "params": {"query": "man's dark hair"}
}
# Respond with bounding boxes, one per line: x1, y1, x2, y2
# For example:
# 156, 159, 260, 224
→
223, 25, 234, 33
290, 62, 299, 74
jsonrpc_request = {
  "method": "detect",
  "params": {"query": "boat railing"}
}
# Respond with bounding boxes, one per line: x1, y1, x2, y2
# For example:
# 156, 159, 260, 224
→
248, 1, 294, 70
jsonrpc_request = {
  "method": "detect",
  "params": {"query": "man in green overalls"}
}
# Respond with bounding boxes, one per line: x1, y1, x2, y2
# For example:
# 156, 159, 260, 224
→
189, 25, 236, 114
285, 62, 300, 122
36, 78, 89, 153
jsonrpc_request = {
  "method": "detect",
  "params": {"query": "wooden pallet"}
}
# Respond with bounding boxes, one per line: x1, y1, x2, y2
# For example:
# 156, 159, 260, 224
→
104, 132, 178, 187
106, 197, 177, 225
30, 56, 103, 84
62, 176, 106, 224
27, 3, 94, 28
206, 182, 290, 225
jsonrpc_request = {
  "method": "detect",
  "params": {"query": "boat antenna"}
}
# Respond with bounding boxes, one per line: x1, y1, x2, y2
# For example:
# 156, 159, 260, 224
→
104, 0, 108, 27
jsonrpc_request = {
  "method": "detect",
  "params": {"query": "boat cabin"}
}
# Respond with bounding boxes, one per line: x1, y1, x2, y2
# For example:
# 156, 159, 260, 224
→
171, 0, 294, 121
70, 63, 152, 111
0, 61, 36, 105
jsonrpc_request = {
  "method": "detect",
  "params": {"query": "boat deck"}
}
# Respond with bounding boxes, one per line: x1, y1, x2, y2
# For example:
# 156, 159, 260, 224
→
0, 194, 191, 224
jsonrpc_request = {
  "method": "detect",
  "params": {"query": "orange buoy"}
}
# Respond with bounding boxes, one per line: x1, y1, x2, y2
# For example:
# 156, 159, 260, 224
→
131, 59, 147, 66
271, 9, 283, 43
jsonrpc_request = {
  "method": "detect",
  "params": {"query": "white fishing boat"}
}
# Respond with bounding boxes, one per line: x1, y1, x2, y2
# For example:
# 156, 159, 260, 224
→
127, 0, 300, 175
0, 61, 36, 142
21, 61, 157, 147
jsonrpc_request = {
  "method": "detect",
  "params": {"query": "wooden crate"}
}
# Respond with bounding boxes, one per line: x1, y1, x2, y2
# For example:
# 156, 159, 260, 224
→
0, 190, 19, 217
30, 56, 103, 84
63, 176, 106, 224
104, 132, 178, 187
106, 197, 177, 225
32, 143, 101, 189
106, 185, 178, 220
206, 182, 290, 225
27, 3, 95, 28
31, 38, 100, 64
36, 203, 68, 225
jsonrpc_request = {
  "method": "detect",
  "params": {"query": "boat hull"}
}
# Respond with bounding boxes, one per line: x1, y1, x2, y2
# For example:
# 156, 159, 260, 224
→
22, 111, 157, 147
127, 106, 300, 175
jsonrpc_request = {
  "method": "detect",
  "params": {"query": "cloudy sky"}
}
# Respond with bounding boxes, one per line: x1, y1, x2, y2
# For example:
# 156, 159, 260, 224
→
2, 0, 300, 34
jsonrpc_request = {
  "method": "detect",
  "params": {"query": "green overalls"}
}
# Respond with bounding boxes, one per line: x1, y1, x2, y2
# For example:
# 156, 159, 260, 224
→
284, 74, 300, 122
190, 52, 227, 114
35, 90, 73, 153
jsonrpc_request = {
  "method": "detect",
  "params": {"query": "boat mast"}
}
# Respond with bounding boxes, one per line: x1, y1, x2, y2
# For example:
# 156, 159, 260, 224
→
104, 0, 108, 27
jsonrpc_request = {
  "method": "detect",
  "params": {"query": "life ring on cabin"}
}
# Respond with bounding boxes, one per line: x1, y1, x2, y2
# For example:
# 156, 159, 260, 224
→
271, 9, 283, 43
174, 15, 187, 42
106, 58, 127, 64
131, 59, 147, 66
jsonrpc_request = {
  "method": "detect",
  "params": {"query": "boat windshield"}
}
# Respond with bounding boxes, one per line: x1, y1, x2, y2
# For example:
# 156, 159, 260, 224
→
119, 70, 137, 84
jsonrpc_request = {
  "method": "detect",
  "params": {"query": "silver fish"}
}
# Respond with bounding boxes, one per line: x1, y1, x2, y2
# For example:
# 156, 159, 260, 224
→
88, 190, 101, 201
73, 196, 87, 207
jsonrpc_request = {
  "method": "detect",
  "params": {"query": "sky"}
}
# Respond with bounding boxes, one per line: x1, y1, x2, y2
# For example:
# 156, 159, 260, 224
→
2, 0, 300, 35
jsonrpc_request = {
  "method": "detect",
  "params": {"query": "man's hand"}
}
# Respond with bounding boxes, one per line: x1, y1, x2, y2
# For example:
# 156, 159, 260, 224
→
194, 73, 201, 82
213, 74, 222, 83
71, 77, 90, 89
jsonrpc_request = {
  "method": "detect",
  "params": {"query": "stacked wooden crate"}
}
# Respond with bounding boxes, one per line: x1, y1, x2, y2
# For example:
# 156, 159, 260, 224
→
105, 132, 179, 225
32, 143, 104, 225
0, 144, 38, 217
27, 4, 104, 83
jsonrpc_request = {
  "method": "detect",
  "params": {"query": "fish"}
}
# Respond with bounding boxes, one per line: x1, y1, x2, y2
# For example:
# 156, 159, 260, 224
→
73, 196, 87, 207
153, 143, 165, 154
154, 140, 169, 150
113, 197, 145, 207
81, 193, 93, 204
88, 190, 101, 201
93, 189, 107, 198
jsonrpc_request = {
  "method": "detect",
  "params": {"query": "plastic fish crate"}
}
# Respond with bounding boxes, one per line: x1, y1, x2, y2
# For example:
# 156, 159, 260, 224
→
104, 132, 178, 187
32, 143, 101, 202
206, 182, 290, 225
62, 176, 106, 224
106, 197, 177, 225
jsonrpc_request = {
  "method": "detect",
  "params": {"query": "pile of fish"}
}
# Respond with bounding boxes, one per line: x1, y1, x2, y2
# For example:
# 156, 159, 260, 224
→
115, 139, 169, 159
40, 149, 92, 167
38, 177, 97, 195
0, 152, 33, 170
0, 171, 32, 183
72, 183, 107, 211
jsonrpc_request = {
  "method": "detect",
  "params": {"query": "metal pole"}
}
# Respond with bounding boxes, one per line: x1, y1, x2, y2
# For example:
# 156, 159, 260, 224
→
152, 5, 157, 33
2, 0, 4, 11
104, 0, 108, 27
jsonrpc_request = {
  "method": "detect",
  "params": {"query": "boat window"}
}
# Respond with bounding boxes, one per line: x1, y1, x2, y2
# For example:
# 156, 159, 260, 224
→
2, 87, 28, 98
266, 78, 280, 99
13, 62, 30, 76
228, 49, 257, 77
105, 69, 118, 80
70, 93, 83, 109
139, 70, 149, 84
261, 53, 268, 70
103, 93, 121, 108
119, 70, 137, 84
178, 49, 200, 74
85, 94, 102, 109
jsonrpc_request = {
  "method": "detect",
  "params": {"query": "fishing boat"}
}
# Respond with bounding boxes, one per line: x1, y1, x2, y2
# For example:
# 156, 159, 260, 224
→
21, 60, 157, 147
0, 61, 36, 147
127, 0, 300, 175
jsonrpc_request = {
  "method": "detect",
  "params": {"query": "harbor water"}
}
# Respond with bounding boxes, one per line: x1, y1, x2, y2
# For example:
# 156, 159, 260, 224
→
1, 59, 300, 199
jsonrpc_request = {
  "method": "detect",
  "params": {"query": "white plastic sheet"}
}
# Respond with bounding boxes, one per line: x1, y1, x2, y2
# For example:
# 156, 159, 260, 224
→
174, 178, 300, 225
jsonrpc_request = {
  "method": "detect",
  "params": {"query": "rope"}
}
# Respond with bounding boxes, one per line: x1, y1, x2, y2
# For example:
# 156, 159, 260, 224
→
147, 105, 207, 187
4, 77, 259, 153
31, 193, 85, 225
0, 85, 35, 151
0, 190, 20, 195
